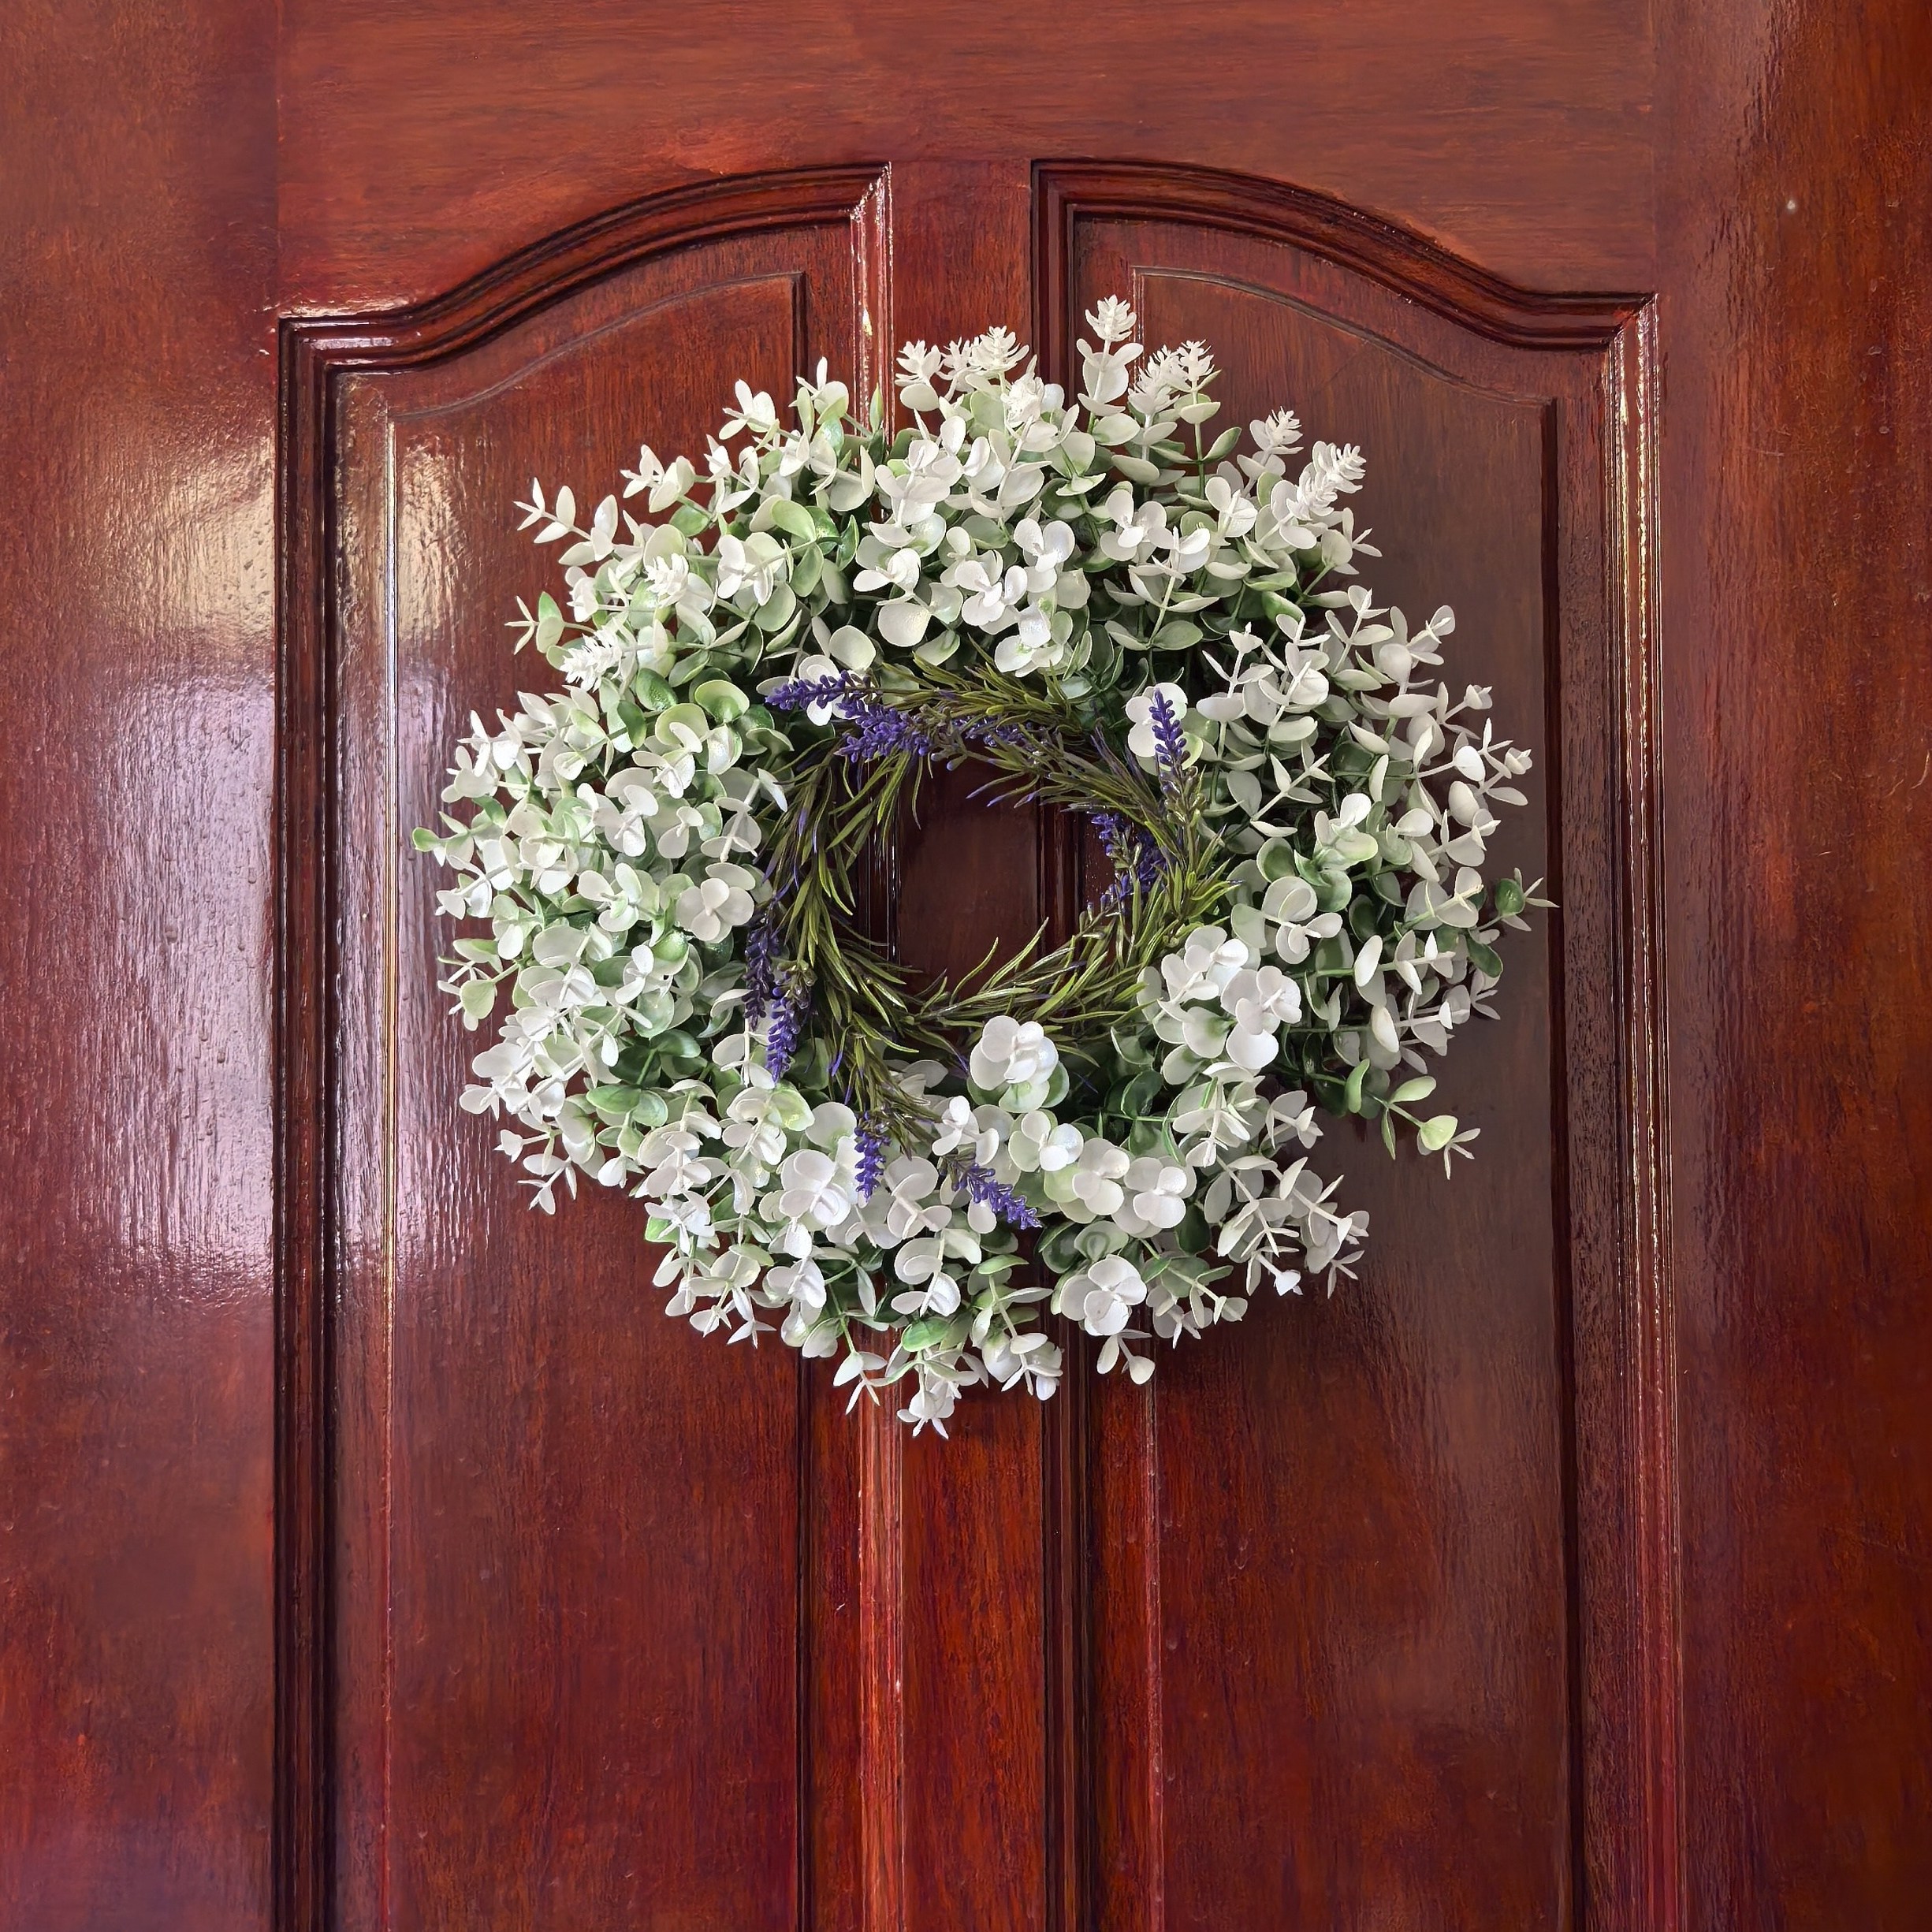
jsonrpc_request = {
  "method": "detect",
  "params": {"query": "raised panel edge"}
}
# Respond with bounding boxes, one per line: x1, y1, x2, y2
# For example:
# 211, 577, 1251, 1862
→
1032, 160, 1677, 1932
275, 164, 892, 1932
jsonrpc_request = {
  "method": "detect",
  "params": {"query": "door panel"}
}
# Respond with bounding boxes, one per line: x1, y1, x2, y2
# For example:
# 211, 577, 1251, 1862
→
283, 161, 1665, 1930
297, 187, 887, 1929
1041, 173, 1658, 1929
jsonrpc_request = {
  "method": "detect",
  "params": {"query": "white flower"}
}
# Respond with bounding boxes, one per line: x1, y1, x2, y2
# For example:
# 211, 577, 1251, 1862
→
720, 379, 778, 440
464, 1037, 535, 1115
981, 1328, 1063, 1397
899, 1366, 960, 1435
720, 1087, 790, 1171
1056, 1255, 1147, 1337
992, 604, 1067, 676
1014, 516, 1074, 588
1085, 296, 1137, 344
1261, 875, 1343, 966
894, 1226, 979, 1282
951, 553, 1026, 631
929, 1095, 1001, 1168
1204, 473, 1257, 542
1098, 486, 1167, 563
928, 1094, 975, 1156
1160, 926, 1249, 1004
1117, 1157, 1192, 1234
1008, 1110, 1082, 1174
891, 1268, 962, 1320
641, 552, 695, 609
642, 800, 701, 860
969, 1017, 1059, 1096
674, 868, 756, 942
653, 1194, 714, 1246
1310, 439, 1367, 493
1219, 964, 1302, 1070
766, 1256, 827, 1312
873, 1156, 948, 1242
713, 530, 787, 605
1043, 1137, 1130, 1222
892, 1227, 977, 1319
776, 1149, 851, 1229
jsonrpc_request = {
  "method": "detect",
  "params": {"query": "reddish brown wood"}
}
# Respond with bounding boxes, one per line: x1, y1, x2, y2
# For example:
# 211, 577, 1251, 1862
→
0, 4, 278, 1929
283, 176, 891, 1930
274, 1, 1655, 312
1039, 175, 1662, 1929
7, 6, 1932, 1930
1655, 8, 1932, 1925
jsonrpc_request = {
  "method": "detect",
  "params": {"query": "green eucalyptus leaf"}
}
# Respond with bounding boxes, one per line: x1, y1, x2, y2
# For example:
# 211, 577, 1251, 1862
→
764, 497, 817, 541
1465, 937, 1503, 978
901, 1317, 961, 1352
694, 679, 749, 723
1344, 1057, 1370, 1114
534, 592, 564, 652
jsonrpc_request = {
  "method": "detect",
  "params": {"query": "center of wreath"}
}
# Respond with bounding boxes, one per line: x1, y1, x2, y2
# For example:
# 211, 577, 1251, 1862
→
889, 758, 1063, 989
746, 668, 1211, 1140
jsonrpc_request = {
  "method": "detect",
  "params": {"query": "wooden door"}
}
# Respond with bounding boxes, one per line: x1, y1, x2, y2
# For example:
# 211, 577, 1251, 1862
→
8, 7, 1931, 1932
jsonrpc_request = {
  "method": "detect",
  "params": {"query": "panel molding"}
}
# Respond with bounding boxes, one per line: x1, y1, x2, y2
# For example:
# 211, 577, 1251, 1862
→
1034, 161, 1677, 1931
275, 165, 891, 1932
277, 157, 1676, 1932
1035, 160, 1648, 354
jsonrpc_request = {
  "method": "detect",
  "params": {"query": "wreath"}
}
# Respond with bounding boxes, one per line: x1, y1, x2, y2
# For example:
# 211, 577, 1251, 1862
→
416, 298, 1547, 1432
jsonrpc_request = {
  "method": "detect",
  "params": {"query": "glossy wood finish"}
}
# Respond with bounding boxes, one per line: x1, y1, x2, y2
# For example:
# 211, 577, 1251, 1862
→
282, 154, 1655, 1928
7, 4, 1931, 1929
285, 176, 891, 1930
1655, 10, 1932, 1924
1045, 169, 1665, 1930
2, 4, 277, 1928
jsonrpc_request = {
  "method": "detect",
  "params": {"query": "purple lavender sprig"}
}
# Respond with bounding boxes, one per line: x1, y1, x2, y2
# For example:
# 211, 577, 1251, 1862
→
762, 970, 812, 1081
1089, 810, 1132, 867
1146, 688, 1188, 795
854, 1119, 888, 1201
765, 671, 863, 713
964, 718, 1040, 754
950, 1158, 1040, 1231
839, 697, 936, 762
742, 913, 784, 1028
1091, 809, 1167, 908
767, 672, 938, 763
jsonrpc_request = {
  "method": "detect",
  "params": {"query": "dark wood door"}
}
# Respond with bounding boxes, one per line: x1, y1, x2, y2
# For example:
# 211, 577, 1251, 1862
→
7, 8, 1931, 1932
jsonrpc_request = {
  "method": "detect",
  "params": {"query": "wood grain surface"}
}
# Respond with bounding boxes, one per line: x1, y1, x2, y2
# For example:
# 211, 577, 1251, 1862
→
3, 5, 1929, 1929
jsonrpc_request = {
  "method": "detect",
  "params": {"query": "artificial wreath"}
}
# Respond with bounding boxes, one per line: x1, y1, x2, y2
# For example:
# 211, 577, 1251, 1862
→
416, 298, 1548, 1432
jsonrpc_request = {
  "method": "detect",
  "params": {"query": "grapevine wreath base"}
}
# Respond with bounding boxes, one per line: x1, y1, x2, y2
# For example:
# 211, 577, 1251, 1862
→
417, 300, 1547, 1432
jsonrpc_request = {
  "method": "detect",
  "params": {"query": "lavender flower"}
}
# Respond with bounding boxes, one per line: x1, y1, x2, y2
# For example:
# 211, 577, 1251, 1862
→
763, 970, 811, 1081
1091, 810, 1167, 907
742, 913, 783, 1027
839, 696, 935, 762
951, 1159, 1040, 1230
964, 718, 1040, 754
767, 673, 936, 762
854, 1119, 888, 1201
1090, 810, 1131, 865
1146, 687, 1187, 791
765, 671, 862, 713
